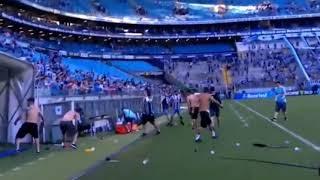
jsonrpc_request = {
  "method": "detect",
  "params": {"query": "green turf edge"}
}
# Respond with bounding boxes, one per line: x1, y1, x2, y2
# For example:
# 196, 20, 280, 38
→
70, 116, 170, 180
0, 115, 170, 180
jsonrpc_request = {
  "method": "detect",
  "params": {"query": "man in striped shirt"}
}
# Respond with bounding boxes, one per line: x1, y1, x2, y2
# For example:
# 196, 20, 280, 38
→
141, 88, 160, 137
167, 91, 185, 126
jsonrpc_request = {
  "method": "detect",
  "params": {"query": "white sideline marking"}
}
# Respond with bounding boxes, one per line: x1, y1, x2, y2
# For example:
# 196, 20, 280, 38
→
229, 104, 249, 127
12, 167, 21, 171
38, 157, 46, 161
235, 101, 320, 152
25, 162, 35, 166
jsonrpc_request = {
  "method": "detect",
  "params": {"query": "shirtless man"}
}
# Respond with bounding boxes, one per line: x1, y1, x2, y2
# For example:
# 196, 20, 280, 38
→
195, 87, 223, 142
187, 91, 200, 130
15, 97, 44, 153
60, 108, 81, 149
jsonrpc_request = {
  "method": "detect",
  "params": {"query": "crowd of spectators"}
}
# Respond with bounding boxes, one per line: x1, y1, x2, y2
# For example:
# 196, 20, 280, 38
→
167, 47, 302, 91
34, 53, 150, 97
0, 29, 158, 97
4, 19, 320, 94
297, 49, 320, 80
231, 49, 299, 89
167, 55, 234, 90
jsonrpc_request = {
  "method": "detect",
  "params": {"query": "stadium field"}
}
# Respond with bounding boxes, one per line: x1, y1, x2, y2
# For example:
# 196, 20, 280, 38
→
1, 96, 320, 180
81, 95, 320, 180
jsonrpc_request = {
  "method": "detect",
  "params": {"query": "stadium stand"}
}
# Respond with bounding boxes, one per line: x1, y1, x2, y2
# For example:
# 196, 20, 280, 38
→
111, 60, 161, 73
296, 49, 320, 80
2, 1, 320, 179
0, 29, 156, 97
17, 0, 317, 22
172, 43, 235, 54
62, 58, 141, 81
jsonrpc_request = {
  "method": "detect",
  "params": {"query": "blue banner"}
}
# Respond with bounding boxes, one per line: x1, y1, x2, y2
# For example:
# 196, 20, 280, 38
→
234, 91, 275, 100
234, 90, 319, 100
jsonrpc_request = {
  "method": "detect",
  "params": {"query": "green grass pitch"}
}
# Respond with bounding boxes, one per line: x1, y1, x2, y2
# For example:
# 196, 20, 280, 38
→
1, 95, 320, 180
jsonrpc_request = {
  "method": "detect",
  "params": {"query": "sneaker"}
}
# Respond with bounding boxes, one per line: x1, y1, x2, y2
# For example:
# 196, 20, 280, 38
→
141, 133, 147, 137
284, 117, 288, 121
155, 131, 160, 135
195, 134, 202, 143
211, 131, 218, 139
71, 144, 78, 149
270, 118, 277, 122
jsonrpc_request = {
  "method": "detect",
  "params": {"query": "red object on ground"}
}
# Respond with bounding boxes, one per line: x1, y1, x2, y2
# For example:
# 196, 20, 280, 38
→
115, 123, 139, 134
115, 125, 129, 134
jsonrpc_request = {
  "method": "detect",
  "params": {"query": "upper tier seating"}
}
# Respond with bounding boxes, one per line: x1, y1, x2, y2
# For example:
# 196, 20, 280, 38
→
21, 0, 315, 22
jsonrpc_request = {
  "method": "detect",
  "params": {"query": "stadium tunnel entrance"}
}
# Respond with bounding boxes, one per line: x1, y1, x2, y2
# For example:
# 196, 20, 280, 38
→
0, 52, 34, 143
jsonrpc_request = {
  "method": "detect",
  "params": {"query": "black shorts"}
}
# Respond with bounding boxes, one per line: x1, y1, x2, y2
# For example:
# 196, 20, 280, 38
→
141, 114, 155, 125
210, 108, 220, 118
60, 121, 77, 136
275, 102, 287, 112
200, 111, 212, 128
190, 107, 199, 119
162, 105, 169, 113
16, 122, 39, 139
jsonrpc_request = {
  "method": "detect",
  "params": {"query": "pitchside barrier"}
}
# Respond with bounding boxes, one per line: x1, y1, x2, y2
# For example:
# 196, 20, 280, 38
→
39, 95, 161, 144
234, 90, 320, 100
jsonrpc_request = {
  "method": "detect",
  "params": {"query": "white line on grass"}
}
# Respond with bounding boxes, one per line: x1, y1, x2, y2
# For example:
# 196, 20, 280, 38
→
25, 161, 36, 166
12, 167, 21, 171
235, 101, 320, 152
229, 104, 249, 127
38, 157, 46, 161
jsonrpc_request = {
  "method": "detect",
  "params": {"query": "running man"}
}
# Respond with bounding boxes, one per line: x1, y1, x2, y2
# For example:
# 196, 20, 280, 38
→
195, 87, 223, 142
160, 91, 170, 122
271, 81, 288, 121
60, 108, 81, 149
167, 91, 184, 126
15, 97, 44, 153
187, 91, 200, 130
209, 87, 222, 127
141, 88, 160, 137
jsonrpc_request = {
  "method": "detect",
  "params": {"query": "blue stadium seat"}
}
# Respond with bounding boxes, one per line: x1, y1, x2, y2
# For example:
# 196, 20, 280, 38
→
173, 43, 235, 54
24, 0, 312, 21
111, 60, 161, 73
62, 58, 142, 82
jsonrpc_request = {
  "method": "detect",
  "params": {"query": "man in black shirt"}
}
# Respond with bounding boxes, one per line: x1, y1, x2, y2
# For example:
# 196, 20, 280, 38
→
160, 91, 170, 122
209, 87, 222, 128
141, 88, 160, 137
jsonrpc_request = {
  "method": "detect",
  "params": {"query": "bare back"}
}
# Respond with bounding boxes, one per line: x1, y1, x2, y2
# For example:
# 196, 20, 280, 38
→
26, 105, 41, 124
198, 93, 212, 112
62, 110, 80, 122
188, 94, 200, 108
